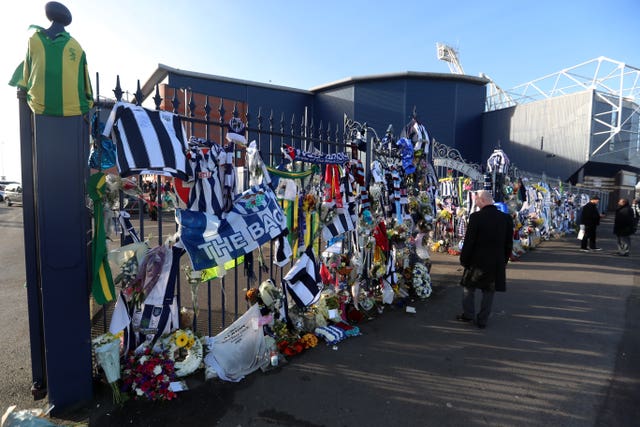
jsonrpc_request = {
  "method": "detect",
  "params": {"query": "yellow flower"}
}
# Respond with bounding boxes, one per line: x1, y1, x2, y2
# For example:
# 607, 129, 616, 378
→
186, 337, 195, 350
175, 331, 188, 348
301, 333, 318, 349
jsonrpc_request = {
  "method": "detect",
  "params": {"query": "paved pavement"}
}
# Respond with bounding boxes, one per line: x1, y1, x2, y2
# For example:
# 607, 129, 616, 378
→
1, 207, 638, 426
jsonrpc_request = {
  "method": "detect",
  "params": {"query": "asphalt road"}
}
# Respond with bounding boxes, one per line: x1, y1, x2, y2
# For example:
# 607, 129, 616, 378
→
1, 206, 638, 426
0, 205, 42, 417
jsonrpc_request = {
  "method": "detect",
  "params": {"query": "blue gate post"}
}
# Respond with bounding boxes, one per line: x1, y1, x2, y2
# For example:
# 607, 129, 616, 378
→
19, 112, 94, 411
16, 2, 93, 413
31, 114, 93, 413
17, 90, 47, 400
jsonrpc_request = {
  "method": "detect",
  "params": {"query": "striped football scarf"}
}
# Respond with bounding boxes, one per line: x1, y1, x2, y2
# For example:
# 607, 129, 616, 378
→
88, 173, 115, 304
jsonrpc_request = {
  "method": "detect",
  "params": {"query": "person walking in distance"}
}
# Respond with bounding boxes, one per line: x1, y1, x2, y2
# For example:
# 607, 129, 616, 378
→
613, 198, 634, 256
457, 190, 513, 329
580, 195, 603, 252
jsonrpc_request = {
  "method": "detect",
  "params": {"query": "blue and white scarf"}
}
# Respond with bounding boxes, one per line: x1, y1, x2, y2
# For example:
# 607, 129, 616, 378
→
177, 184, 287, 270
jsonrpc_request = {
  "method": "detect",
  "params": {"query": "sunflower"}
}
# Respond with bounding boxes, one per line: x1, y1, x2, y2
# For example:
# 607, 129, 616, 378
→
187, 337, 195, 350
175, 331, 188, 348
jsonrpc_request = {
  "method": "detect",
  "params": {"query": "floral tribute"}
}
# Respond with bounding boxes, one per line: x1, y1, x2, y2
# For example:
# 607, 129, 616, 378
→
92, 332, 124, 404
162, 329, 203, 378
412, 262, 432, 299
272, 320, 318, 357
121, 347, 177, 401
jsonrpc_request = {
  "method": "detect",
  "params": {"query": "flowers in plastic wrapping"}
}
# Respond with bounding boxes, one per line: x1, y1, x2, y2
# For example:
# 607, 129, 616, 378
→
106, 174, 142, 197
412, 262, 432, 299
272, 320, 306, 357
368, 183, 384, 216
103, 173, 144, 210
406, 191, 434, 234
184, 265, 203, 323
417, 191, 433, 213
407, 198, 421, 217
92, 332, 124, 404
245, 287, 260, 305
121, 346, 177, 401
431, 240, 445, 253
316, 291, 342, 321
369, 262, 386, 280
436, 208, 452, 221
389, 221, 411, 244
115, 254, 142, 305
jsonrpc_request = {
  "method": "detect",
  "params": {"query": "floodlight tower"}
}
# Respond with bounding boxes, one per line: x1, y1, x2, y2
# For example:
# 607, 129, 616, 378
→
436, 43, 465, 75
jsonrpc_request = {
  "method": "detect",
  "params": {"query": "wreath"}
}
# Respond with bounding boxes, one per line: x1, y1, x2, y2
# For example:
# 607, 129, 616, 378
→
162, 329, 203, 377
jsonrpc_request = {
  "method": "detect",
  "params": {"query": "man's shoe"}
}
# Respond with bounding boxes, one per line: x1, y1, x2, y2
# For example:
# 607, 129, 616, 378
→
580, 248, 590, 253
591, 247, 603, 251
456, 314, 473, 323
474, 316, 487, 329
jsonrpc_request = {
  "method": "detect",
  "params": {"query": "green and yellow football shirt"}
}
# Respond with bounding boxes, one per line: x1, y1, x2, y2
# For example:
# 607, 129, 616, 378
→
9, 26, 94, 116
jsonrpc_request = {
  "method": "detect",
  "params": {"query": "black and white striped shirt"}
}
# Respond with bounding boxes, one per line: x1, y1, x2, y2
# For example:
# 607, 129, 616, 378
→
103, 102, 191, 180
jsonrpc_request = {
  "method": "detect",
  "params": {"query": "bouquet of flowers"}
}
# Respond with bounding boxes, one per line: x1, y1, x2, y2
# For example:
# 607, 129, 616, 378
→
299, 333, 319, 349
412, 262, 432, 299
388, 222, 411, 244
92, 332, 123, 404
431, 240, 446, 253
105, 173, 143, 200
118, 257, 144, 308
121, 347, 177, 401
183, 265, 203, 323
161, 329, 203, 378
273, 320, 306, 357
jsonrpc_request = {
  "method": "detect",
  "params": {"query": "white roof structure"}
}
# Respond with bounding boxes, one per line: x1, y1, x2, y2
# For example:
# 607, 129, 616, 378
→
489, 57, 640, 161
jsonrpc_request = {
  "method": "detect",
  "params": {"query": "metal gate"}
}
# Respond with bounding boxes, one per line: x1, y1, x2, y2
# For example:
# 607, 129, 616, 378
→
91, 75, 359, 340
430, 139, 484, 252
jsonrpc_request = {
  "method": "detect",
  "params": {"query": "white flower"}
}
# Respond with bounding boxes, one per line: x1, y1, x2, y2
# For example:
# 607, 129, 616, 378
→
174, 337, 203, 377
412, 262, 432, 299
138, 355, 148, 364
153, 365, 162, 376
135, 388, 144, 396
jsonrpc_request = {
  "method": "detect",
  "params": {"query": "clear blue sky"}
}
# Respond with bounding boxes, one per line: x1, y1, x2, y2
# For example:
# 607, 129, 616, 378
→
2, 0, 639, 181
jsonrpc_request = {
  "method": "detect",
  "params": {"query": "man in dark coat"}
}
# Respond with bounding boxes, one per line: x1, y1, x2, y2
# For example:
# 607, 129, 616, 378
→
457, 190, 513, 328
580, 195, 603, 252
613, 198, 634, 256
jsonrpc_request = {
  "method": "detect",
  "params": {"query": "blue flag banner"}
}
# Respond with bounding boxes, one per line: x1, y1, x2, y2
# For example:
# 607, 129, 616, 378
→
177, 184, 287, 270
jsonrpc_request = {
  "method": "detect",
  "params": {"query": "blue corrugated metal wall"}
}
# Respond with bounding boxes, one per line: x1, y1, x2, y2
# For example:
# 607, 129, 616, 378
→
164, 71, 487, 161
314, 86, 355, 145
167, 72, 315, 124
349, 78, 486, 154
